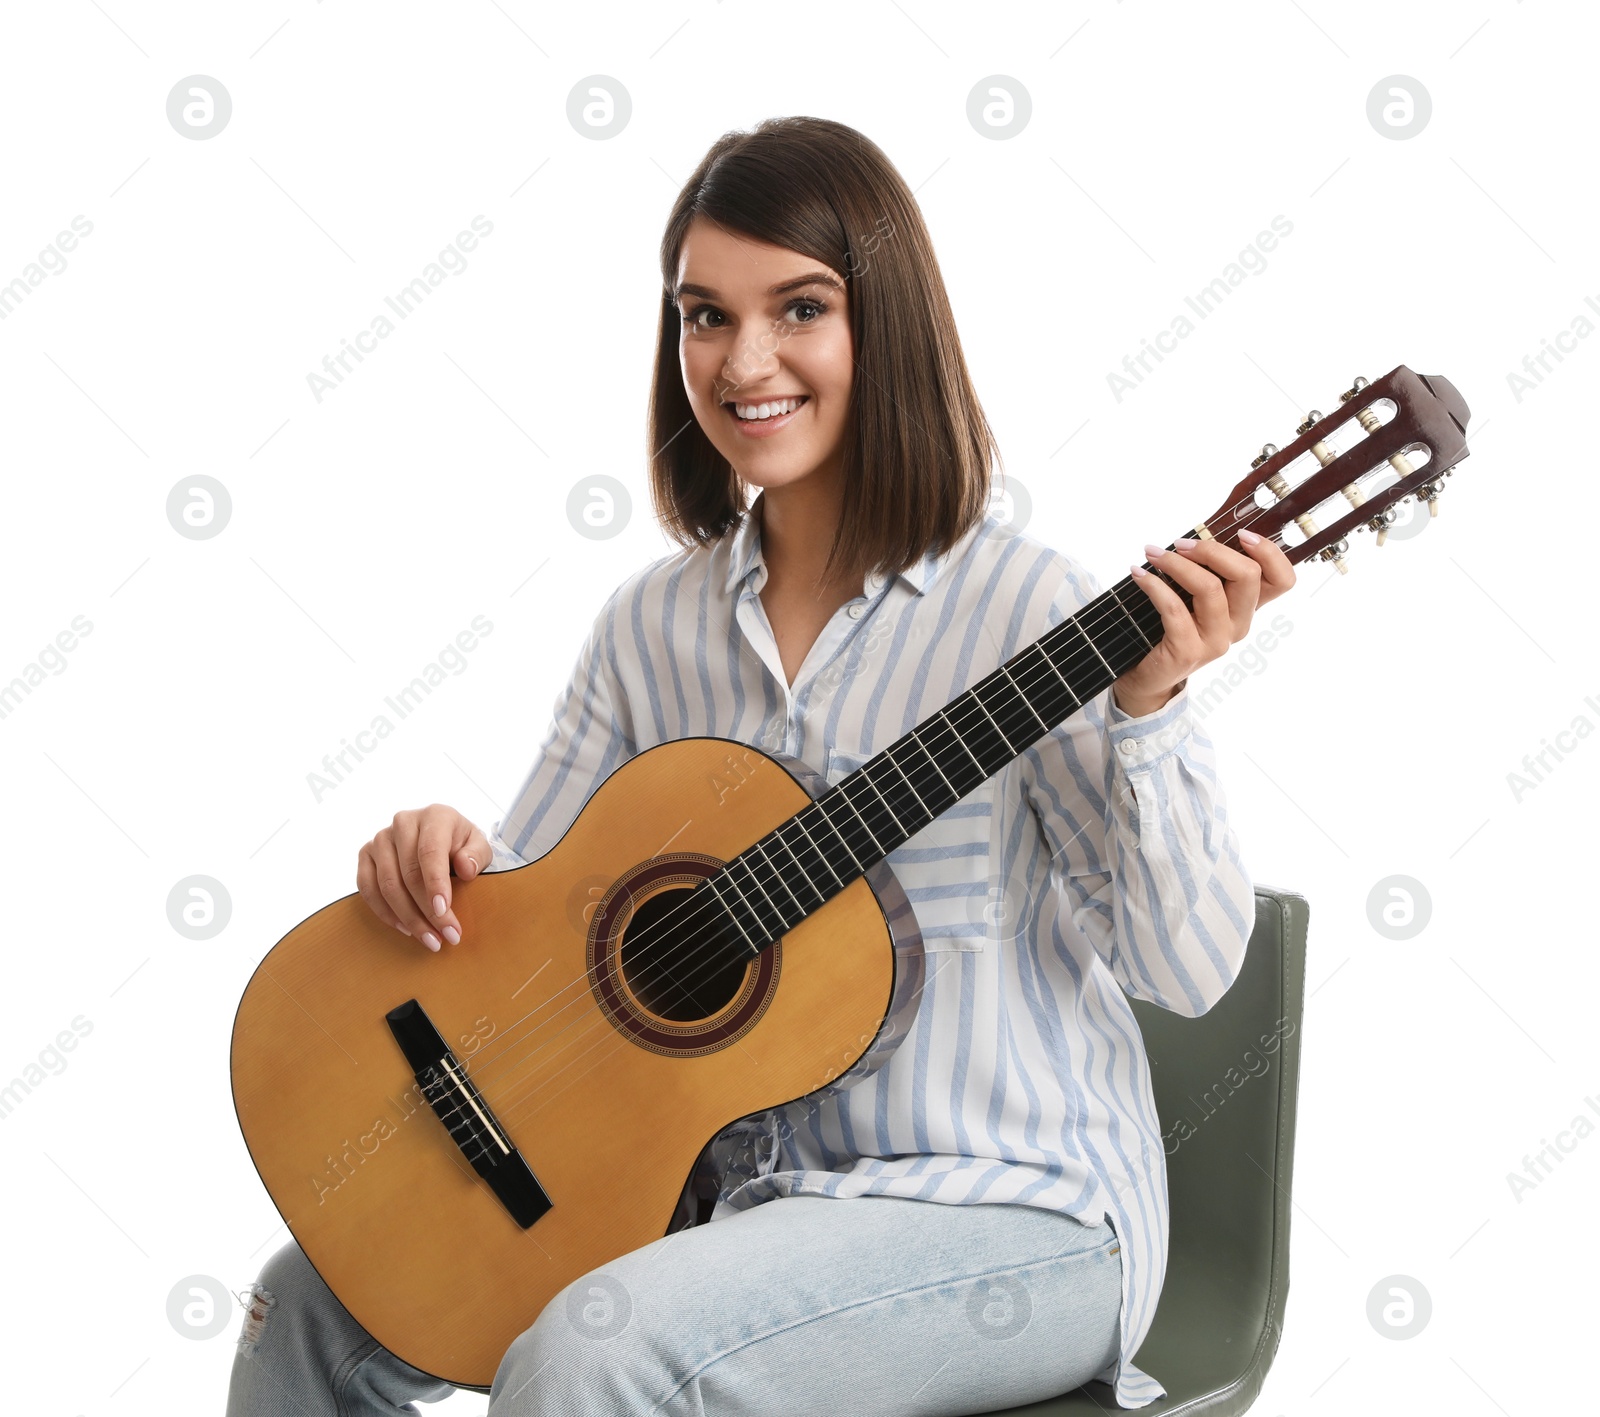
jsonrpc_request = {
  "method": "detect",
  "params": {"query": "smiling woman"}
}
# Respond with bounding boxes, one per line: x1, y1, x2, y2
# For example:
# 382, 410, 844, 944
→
228, 114, 1288, 1417
648, 126, 993, 613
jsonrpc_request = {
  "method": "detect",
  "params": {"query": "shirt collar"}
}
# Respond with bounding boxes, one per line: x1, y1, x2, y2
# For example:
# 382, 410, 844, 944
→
722, 494, 962, 599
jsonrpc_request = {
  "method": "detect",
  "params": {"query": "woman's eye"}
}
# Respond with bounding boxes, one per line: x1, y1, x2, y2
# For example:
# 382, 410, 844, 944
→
680, 298, 827, 331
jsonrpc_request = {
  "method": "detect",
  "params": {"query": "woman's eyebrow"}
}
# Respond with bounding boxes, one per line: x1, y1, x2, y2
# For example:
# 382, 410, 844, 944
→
674, 271, 843, 302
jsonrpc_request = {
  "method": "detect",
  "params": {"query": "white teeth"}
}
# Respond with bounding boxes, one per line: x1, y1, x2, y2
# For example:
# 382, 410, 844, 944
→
732, 396, 804, 421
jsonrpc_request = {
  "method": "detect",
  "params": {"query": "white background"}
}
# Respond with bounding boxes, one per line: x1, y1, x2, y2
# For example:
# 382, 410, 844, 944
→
2, 2, 1595, 1413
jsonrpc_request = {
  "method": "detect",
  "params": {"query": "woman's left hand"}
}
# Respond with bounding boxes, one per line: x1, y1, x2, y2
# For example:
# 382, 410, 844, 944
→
1111, 531, 1297, 717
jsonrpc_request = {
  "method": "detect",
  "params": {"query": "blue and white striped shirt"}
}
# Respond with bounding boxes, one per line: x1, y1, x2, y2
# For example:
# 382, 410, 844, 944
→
487, 498, 1255, 1408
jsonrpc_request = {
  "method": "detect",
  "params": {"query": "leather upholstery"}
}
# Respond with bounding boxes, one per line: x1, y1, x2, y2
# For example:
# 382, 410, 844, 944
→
994, 885, 1308, 1415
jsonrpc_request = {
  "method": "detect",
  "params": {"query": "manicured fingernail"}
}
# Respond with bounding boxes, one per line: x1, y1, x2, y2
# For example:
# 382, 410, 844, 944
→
1238, 528, 1262, 546
1130, 563, 1148, 578
442, 926, 461, 946
422, 931, 441, 951
433, 893, 447, 917
465, 856, 479, 875
1173, 536, 1198, 549
1143, 543, 1165, 558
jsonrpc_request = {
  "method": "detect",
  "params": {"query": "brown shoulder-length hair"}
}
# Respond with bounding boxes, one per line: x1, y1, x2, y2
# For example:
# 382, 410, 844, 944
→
648, 115, 1000, 587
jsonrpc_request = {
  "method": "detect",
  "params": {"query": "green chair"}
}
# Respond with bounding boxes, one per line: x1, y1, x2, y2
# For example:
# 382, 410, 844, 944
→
998, 885, 1309, 1416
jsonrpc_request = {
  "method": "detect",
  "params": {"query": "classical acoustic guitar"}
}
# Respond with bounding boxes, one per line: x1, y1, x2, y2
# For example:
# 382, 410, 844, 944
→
232, 364, 1470, 1388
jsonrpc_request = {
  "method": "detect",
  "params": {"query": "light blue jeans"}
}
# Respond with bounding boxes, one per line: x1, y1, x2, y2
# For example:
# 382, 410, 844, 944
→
224, 1192, 1124, 1416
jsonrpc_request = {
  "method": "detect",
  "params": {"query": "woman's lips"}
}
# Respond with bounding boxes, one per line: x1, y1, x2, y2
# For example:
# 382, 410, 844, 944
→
725, 396, 808, 438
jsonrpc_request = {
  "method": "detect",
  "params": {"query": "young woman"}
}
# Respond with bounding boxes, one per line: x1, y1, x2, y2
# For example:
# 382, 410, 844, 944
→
227, 116, 1292, 1416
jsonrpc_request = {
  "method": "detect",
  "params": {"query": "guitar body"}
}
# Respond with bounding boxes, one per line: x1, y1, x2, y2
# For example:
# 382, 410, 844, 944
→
230, 737, 926, 1389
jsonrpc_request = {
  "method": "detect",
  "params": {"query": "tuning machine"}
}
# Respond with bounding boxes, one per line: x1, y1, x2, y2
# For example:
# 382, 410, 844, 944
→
1415, 475, 1447, 517
1258, 412, 1354, 575
1367, 505, 1399, 547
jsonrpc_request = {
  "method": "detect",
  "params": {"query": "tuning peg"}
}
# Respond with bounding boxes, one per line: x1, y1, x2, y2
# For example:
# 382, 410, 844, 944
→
1416, 477, 1446, 517
1367, 507, 1398, 547
1250, 442, 1278, 470
1318, 537, 1351, 575
1295, 410, 1324, 436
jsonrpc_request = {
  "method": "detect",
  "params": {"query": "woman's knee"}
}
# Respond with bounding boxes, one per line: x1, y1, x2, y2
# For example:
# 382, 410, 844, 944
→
492, 1270, 681, 1414
253, 1238, 315, 1298
236, 1240, 318, 1351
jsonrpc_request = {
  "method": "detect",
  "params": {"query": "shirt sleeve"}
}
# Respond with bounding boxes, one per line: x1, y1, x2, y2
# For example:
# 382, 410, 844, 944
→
483, 586, 637, 872
1016, 554, 1255, 1018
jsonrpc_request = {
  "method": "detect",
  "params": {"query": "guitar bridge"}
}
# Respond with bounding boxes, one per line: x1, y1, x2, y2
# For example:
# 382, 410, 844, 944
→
384, 999, 552, 1229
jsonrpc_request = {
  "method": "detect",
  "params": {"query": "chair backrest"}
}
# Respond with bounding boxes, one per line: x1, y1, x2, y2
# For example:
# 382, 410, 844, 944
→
1117, 884, 1308, 1412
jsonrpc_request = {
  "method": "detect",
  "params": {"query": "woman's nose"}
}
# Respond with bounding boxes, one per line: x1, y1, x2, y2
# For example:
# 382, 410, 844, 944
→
725, 324, 783, 388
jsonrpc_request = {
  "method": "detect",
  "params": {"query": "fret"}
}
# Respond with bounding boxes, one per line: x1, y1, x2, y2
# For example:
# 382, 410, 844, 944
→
932, 702, 1009, 783
807, 797, 864, 884
1065, 614, 1116, 682
940, 708, 990, 779
743, 837, 806, 918
812, 794, 868, 873
704, 873, 760, 954
971, 667, 1051, 768
969, 682, 1022, 760
1000, 663, 1052, 735
781, 809, 845, 894
904, 724, 958, 797
726, 854, 785, 941
879, 741, 934, 823
1027, 640, 1082, 716
844, 763, 908, 843
832, 778, 888, 858
1107, 580, 1154, 650
761, 823, 831, 910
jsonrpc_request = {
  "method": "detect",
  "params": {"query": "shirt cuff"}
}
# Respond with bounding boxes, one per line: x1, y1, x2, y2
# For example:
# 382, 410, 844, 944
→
1105, 681, 1195, 772
485, 818, 528, 873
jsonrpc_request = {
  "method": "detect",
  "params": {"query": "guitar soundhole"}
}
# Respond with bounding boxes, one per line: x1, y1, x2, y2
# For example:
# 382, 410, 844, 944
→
617, 885, 749, 1022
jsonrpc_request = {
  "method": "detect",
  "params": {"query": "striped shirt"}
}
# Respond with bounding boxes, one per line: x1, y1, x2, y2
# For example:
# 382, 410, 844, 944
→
486, 496, 1255, 1408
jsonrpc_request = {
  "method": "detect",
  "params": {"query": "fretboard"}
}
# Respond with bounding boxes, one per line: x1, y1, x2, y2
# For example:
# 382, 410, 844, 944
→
702, 554, 1189, 960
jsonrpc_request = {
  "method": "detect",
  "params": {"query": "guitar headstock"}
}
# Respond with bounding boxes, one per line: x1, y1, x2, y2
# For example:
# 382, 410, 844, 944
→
1193, 365, 1471, 574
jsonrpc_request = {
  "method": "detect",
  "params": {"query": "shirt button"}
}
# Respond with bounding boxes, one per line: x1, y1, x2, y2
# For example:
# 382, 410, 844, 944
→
1119, 739, 1142, 755
847, 602, 865, 619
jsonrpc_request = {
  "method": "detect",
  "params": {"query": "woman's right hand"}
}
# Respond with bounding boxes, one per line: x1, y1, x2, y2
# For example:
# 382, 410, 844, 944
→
357, 804, 492, 952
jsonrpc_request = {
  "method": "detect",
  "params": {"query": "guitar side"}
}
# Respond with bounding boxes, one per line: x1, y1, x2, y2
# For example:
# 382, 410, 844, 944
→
229, 736, 925, 1388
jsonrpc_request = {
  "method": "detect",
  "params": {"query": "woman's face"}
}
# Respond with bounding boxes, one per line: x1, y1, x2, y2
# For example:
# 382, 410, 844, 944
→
673, 215, 854, 499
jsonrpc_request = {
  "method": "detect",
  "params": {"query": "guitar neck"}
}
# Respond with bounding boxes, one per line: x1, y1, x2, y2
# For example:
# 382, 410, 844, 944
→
709, 550, 1197, 959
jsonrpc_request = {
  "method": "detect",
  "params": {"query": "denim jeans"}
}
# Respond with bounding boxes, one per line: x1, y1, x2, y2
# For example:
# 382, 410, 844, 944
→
225, 1192, 1124, 1416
